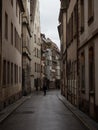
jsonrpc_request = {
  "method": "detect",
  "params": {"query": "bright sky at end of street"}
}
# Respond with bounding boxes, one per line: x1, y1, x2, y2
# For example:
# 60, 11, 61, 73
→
39, 0, 60, 49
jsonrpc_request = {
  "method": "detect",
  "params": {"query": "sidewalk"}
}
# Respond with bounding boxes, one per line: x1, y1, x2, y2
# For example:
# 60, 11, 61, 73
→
0, 95, 31, 123
58, 95, 98, 130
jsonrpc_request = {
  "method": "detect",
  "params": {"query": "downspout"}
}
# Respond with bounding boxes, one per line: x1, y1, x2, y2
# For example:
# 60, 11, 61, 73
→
21, 12, 24, 95
0, 0, 2, 89
76, 0, 79, 107
66, 6, 68, 100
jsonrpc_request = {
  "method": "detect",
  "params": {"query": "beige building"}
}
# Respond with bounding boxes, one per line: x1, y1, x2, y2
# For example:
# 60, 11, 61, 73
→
78, 0, 98, 121
66, 0, 78, 106
22, 0, 31, 95
30, 0, 41, 91
58, 0, 98, 121
0, 0, 24, 110
58, 0, 78, 104
58, 0, 67, 96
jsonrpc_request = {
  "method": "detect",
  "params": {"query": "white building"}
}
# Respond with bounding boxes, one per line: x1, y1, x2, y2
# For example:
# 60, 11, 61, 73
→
45, 49, 52, 81
30, 0, 41, 91
56, 56, 60, 80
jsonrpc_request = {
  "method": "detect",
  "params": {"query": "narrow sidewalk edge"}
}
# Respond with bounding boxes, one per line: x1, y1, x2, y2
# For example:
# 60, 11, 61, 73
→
0, 95, 31, 123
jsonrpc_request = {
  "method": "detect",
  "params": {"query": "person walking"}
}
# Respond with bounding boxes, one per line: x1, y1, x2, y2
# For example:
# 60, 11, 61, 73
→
35, 78, 38, 91
43, 77, 47, 96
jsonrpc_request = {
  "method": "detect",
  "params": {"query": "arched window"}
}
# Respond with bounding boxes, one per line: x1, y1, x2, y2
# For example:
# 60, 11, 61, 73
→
89, 46, 94, 91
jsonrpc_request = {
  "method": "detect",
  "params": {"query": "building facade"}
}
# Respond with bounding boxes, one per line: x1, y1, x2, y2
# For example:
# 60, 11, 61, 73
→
51, 41, 60, 85
45, 48, 52, 82
58, 0, 67, 96
41, 34, 60, 89
0, 0, 24, 110
55, 52, 61, 89
66, 0, 78, 106
30, 0, 41, 91
41, 34, 51, 89
22, 0, 31, 95
58, 0, 98, 121
78, 0, 98, 121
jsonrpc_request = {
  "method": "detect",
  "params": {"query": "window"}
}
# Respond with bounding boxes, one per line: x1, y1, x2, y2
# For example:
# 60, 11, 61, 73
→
89, 47, 94, 91
35, 63, 36, 72
14, 28, 21, 52
37, 49, 38, 57
11, 0, 13, 6
19, 10, 21, 24
19, 67, 21, 83
15, 65, 18, 84
35, 48, 36, 56
3, 60, 6, 85
36, 63, 37, 72
15, 28, 16, 47
11, 63, 13, 84
71, 14, 73, 41
5, 12, 8, 39
16, 1, 18, 17
69, 19, 71, 44
73, 5, 77, 37
11, 22, 13, 45
88, 0, 94, 25
67, 22, 70, 45
80, 0, 84, 33
39, 50, 41, 58
14, 64, 16, 84
7, 61, 10, 84
34, 34, 36, 43
38, 38, 40, 44
81, 52, 85, 92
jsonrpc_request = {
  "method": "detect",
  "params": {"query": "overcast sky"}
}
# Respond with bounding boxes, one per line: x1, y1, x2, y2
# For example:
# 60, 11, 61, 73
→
39, 0, 60, 49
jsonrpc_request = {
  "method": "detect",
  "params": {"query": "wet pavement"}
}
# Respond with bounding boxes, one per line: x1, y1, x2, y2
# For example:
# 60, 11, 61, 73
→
0, 90, 88, 130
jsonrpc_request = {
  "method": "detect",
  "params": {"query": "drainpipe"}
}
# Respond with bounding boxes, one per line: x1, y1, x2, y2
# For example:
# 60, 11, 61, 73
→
0, 0, 2, 89
66, 6, 68, 100
76, 0, 79, 107
21, 12, 25, 96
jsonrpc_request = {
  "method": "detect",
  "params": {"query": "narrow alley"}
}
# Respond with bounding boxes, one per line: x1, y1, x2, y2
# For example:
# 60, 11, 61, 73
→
0, 90, 88, 130
0, 0, 98, 129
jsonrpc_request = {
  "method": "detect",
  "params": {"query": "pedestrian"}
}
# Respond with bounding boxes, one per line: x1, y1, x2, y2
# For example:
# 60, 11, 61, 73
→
47, 79, 50, 90
35, 78, 38, 91
43, 78, 47, 96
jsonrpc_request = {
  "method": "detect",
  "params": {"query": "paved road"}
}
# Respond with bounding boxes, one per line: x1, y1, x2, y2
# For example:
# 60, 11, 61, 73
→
0, 90, 88, 130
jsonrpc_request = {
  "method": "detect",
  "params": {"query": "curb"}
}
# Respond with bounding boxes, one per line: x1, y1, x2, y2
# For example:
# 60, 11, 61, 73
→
58, 95, 98, 130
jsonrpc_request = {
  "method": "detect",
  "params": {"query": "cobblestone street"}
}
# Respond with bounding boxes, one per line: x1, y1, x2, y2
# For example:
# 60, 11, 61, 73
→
0, 90, 88, 130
